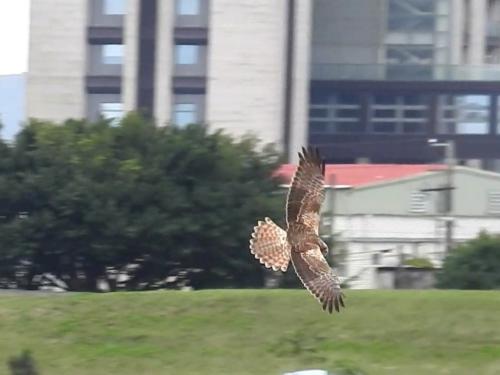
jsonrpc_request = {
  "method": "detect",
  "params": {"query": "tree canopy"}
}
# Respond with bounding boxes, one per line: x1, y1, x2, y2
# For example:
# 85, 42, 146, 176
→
0, 115, 284, 291
437, 232, 500, 289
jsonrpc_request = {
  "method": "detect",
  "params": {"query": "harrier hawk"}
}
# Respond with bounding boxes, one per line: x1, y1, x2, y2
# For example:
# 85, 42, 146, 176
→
249, 147, 345, 313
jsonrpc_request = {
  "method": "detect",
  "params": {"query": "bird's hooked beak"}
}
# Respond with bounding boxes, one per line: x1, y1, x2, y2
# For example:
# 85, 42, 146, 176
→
318, 238, 328, 255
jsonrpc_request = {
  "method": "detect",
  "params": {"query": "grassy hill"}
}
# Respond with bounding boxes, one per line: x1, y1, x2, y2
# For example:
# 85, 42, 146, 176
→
0, 289, 499, 375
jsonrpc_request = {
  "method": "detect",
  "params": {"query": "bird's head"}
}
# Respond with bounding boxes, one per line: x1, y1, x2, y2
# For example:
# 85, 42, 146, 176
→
318, 238, 328, 254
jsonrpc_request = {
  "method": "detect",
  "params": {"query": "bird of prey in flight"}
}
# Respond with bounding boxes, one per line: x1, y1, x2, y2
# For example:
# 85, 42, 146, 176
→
249, 147, 345, 313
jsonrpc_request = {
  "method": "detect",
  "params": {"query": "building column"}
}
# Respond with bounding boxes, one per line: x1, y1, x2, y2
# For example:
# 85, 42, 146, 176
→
428, 94, 439, 136
489, 94, 498, 135
123, 0, 140, 112
206, 0, 287, 148
287, 0, 313, 163
27, 0, 87, 122
360, 93, 371, 133
450, 0, 464, 65
467, 0, 487, 65
136, 0, 158, 116
154, 1, 175, 126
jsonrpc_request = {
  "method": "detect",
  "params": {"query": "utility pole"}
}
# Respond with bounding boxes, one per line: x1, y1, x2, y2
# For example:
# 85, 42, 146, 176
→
443, 140, 455, 254
323, 177, 352, 269
422, 139, 456, 254
326, 175, 336, 265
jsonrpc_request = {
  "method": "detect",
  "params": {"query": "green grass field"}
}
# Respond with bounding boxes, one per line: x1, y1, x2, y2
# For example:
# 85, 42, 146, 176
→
0, 289, 499, 375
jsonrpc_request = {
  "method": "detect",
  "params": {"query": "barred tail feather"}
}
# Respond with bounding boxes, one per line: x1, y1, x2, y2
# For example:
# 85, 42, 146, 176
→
249, 217, 291, 272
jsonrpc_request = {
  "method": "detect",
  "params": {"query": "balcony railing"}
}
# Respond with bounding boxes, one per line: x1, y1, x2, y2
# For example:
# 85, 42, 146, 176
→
311, 64, 500, 81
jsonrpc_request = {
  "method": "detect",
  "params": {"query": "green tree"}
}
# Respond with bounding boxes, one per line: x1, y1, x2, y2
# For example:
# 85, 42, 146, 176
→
437, 232, 500, 289
0, 114, 283, 290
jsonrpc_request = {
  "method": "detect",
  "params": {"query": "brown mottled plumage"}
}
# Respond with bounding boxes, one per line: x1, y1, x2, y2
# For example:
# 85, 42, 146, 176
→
249, 147, 345, 313
249, 217, 291, 272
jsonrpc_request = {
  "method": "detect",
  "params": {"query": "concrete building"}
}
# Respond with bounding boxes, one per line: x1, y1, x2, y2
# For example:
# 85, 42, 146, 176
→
309, 0, 500, 169
276, 163, 500, 289
27, 0, 500, 165
27, 0, 309, 160
0, 74, 26, 141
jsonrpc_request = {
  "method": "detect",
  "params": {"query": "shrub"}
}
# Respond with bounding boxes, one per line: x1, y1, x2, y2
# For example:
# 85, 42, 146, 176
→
403, 257, 434, 268
437, 232, 500, 289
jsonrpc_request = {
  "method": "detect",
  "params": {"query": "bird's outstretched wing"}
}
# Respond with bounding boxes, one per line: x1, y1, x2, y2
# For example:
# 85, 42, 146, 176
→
291, 246, 345, 313
286, 147, 325, 233
249, 217, 291, 272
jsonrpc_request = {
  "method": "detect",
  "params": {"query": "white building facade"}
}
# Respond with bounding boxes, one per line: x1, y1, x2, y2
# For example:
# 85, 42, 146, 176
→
335, 214, 500, 289
323, 167, 500, 288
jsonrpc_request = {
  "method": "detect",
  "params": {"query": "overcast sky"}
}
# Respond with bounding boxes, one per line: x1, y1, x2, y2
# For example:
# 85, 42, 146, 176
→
0, 0, 30, 74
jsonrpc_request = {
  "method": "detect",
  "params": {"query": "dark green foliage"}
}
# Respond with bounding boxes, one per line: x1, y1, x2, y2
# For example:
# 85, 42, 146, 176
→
437, 232, 500, 289
403, 257, 434, 268
8, 351, 39, 375
0, 114, 283, 290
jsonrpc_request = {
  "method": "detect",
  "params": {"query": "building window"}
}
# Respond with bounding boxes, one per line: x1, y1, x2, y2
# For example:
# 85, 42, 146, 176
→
100, 102, 124, 126
176, 0, 200, 15
370, 94, 427, 134
488, 192, 500, 215
438, 95, 489, 135
175, 45, 199, 65
386, 0, 450, 67
102, 44, 124, 65
386, 45, 434, 65
309, 93, 362, 134
388, 0, 435, 32
103, 0, 125, 15
174, 103, 197, 127
409, 191, 429, 213
385, 46, 434, 80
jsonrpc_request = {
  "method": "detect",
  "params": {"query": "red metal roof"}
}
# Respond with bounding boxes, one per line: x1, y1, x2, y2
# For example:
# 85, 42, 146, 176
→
274, 164, 445, 187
